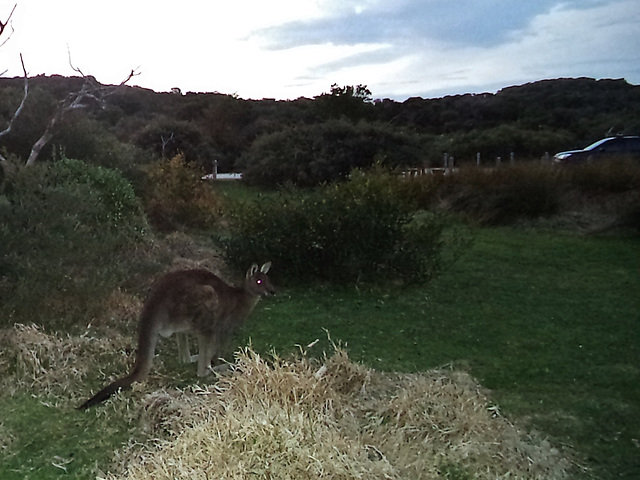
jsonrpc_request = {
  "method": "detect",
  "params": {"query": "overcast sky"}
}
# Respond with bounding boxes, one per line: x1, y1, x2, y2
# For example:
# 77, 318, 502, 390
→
2, 0, 639, 100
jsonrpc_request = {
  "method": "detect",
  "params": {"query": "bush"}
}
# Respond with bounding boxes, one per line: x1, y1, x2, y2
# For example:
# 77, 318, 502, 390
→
218, 169, 446, 284
0, 158, 148, 328
136, 117, 205, 163
423, 124, 574, 166
143, 153, 221, 231
55, 117, 148, 174
240, 120, 422, 187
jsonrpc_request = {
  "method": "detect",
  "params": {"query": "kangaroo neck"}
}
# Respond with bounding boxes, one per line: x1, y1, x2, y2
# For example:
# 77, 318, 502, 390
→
235, 288, 261, 317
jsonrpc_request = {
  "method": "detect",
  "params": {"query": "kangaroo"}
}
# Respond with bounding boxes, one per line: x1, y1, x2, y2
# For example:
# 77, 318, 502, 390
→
78, 262, 275, 410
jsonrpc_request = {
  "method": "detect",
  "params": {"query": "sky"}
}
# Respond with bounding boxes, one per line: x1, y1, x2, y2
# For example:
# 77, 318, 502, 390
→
1, 0, 639, 101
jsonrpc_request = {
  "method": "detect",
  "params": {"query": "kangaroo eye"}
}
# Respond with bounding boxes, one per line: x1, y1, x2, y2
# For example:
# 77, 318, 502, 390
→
256, 279, 262, 284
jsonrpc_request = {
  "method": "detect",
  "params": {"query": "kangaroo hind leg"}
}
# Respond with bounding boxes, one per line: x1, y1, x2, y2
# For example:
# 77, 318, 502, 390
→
177, 333, 199, 363
196, 334, 218, 377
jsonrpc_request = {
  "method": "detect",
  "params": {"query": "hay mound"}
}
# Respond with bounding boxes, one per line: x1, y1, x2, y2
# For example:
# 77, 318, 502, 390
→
109, 347, 570, 480
0, 323, 131, 396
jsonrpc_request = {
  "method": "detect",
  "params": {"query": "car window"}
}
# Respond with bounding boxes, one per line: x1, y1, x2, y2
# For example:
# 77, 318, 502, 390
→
584, 138, 609, 150
599, 139, 626, 152
624, 138, 640, 152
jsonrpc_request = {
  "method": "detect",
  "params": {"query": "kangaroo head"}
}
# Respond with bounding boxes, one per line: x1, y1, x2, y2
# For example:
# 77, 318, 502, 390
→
245, 262, 276, 297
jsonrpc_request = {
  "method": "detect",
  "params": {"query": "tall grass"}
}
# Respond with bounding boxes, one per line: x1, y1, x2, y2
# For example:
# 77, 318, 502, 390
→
403, 160, 640, 226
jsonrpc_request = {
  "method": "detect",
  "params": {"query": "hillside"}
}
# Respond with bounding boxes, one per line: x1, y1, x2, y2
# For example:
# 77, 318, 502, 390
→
0, 76, 638, 177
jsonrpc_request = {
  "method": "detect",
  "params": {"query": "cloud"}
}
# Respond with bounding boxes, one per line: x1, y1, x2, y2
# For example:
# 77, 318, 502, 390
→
406, 0, 640, 98
258, 1, 565, 50
1, 0, 638, 100
267, 0, 640, 99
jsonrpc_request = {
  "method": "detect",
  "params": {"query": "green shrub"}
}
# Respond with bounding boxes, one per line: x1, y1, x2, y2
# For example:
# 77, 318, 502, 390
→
0, 158, 148, 328
55, 117, 148, 176
136, 117, 205, 163
218, 169, 446, 284
143, 153, 221, 231
240, 120, 422, 187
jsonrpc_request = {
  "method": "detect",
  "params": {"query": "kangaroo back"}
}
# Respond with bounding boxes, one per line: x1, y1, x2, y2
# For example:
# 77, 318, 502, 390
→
78, 262, 275, 410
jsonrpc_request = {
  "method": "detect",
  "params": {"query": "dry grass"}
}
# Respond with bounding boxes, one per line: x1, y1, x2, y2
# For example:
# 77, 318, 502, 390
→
0, 323, 133, 399
0, 324, 571, 479
107, 346, 571, 480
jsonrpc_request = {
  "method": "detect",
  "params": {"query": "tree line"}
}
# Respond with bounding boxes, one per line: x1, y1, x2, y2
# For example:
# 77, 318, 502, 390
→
0, 74, 639, 186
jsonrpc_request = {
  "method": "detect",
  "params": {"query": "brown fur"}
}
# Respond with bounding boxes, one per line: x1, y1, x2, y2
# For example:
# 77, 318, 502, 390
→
78, 263, 275, 410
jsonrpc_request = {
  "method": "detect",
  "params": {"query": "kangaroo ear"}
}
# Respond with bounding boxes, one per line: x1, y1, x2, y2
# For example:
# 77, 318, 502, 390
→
247, 264, 259, 277
260, 262, 272, 274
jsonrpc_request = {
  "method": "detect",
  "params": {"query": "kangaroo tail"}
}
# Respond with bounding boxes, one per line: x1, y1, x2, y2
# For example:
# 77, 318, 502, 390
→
77, 373, 138, 410
79, 300, 160, 410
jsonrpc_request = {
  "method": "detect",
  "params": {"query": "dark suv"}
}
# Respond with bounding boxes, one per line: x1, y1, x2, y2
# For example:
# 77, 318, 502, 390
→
553, 136, 640, 164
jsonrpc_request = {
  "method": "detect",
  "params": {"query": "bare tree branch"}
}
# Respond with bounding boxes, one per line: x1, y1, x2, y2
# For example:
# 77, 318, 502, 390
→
160, 132, 174, 158
0, 4, 17, 48
25, 53, 140, 166
119, 68, 140, 86
0, 53, 28, 171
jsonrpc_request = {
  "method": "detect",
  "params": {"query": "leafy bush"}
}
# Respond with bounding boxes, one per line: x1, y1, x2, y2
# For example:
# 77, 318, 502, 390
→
240, 120, 422, 187
143, 153, 221, 231
423, 124, 574, 166
218, 170, 446, 284
55, 117, 146, 171
0, 158, 148, 327
136, 117, 206, 163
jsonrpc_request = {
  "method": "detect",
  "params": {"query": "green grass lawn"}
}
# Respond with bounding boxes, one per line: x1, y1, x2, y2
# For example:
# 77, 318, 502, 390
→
246, 228, 640, 480
1, 227, 638, 479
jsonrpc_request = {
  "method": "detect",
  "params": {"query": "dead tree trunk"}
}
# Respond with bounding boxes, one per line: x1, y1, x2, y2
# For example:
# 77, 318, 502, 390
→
0, 54, 27, 174
0, 5, 23, 175
25, 68, 138, 166
25, 84, 88, 166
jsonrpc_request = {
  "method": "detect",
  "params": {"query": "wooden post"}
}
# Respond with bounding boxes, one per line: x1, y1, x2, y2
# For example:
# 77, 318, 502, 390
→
476, 152, 481, 166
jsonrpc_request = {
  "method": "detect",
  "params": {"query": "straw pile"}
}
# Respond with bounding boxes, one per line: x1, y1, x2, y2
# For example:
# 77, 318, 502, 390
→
106, 347, 570, 480
0, 322, 132, 397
